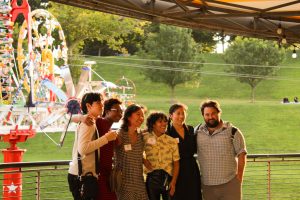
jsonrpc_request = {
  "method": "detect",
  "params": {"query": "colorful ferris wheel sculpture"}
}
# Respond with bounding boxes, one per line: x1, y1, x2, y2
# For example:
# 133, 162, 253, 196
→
0, 0, 115, 147
0, 4, 77, 136
0, 1, 124, 197
17, 9, 68, 104
15, 8, 89, 146
0, 0, 97, 144
0, 1, 96, 198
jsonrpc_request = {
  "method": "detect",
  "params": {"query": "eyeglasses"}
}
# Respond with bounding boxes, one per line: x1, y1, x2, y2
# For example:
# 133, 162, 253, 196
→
110, 108, 123, 114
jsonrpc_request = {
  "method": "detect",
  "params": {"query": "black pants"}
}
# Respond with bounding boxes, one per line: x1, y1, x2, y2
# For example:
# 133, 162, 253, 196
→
68, 173, 82, 200
146, 170, 172, 200
68, 173, 96, 200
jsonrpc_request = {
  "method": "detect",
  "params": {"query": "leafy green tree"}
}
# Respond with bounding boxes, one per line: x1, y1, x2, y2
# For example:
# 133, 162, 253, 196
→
223, 37, 285, 102
143, 24, 217, 53
49, 2, 144, 55
141, 24, 202, 101
215, 31, 237, 52
83, 21, 149, 56
192, 29, 217, 52
82, 40, 118, 56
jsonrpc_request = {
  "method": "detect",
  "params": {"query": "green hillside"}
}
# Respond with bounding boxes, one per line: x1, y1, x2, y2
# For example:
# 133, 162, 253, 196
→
1, 53, 300, 162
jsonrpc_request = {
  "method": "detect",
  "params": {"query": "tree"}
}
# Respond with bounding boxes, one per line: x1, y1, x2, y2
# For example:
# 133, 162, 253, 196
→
192, 29, 217, 52
141, 24, 202, 101
82, 21, 149, 56
48, 2, 144, 55
223, 37, 285, 102
143, 24, 217, 53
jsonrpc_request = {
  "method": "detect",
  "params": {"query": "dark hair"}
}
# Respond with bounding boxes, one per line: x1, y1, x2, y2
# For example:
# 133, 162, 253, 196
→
81, 92, 102, 114
121, 104, 142, 131
167, 103, 187, 133
146, 112, 168, 133
200, 100, 222, 115
103, 98, 122, 117
168, 103, 187, 115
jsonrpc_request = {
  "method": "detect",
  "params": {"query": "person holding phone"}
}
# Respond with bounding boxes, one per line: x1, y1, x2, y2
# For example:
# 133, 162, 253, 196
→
71, 98, 123, 200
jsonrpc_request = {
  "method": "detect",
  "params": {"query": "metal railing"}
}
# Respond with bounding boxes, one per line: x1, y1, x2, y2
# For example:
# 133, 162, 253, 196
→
244, 154, 300, 200
0, 154, 300, 200
0, 161, 72, 200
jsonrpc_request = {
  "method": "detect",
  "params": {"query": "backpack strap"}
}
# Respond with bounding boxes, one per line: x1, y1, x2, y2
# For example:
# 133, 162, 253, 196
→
194, 123, 202, 134
196, 123, 237, 139
231, 126, 238, 140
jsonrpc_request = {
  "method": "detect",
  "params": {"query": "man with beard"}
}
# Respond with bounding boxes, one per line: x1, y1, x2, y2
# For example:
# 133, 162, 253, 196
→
195, 100, 247, 200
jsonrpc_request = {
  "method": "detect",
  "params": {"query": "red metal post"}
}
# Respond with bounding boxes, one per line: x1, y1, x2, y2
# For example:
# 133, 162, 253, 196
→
1, 127, 36, 200
1, 1, 35, 199
1, 148, 25, 199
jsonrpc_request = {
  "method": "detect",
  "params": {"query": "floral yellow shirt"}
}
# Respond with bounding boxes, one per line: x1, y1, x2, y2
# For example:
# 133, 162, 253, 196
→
143, 132, 180, 176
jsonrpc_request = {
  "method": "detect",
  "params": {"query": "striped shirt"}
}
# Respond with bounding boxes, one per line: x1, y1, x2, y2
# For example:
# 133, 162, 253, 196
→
196, 121, 247, 185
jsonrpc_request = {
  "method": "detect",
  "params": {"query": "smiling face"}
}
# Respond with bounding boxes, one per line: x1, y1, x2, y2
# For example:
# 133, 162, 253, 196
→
170, 106, 186, 126
128, 108, 144, 129
203, 106, 221, 128
106, 104, 123, 123
152, 118, 168, 136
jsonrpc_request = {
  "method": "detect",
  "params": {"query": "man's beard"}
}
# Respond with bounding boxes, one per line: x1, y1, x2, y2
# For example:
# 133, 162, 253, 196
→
206, 119, 219, 128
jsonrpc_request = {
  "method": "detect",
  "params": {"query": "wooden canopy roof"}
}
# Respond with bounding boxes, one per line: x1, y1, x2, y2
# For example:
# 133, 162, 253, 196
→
50, 0, 300, 43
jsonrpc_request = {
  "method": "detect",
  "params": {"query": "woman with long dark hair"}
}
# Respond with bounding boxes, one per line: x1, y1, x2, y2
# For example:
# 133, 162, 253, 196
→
115, 104, 148, 200
167, 103, 202, 200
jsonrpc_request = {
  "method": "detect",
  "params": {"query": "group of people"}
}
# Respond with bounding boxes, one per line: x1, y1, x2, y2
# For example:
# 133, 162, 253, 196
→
67, 92, 247, 200
282, 96, 299, 103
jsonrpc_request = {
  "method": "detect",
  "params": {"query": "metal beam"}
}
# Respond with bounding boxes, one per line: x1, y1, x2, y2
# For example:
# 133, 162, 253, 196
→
171, 0, 189, 12
192, 11, 300, 20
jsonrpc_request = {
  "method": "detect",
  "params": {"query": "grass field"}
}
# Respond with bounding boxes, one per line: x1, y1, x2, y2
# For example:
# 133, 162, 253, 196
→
1, 53, 300, 200
1, 53, 300, 162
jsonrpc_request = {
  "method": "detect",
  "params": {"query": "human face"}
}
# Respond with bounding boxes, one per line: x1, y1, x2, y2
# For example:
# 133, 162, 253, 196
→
203, 107, 221, 128
128, 109, 144, 129
170, 107, 186, 126
87, 100, 103, 118
106, 104, 123, 123
152, 118, 167, 136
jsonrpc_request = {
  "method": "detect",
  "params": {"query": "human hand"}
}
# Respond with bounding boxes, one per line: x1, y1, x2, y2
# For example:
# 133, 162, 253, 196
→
169, 179, 176, 196
105, 130, 118, 141
82, 115, 94, 126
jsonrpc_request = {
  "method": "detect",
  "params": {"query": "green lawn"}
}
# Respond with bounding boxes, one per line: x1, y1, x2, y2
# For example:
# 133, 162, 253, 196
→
1, 53, 300, 200
1, 53, 300, 162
